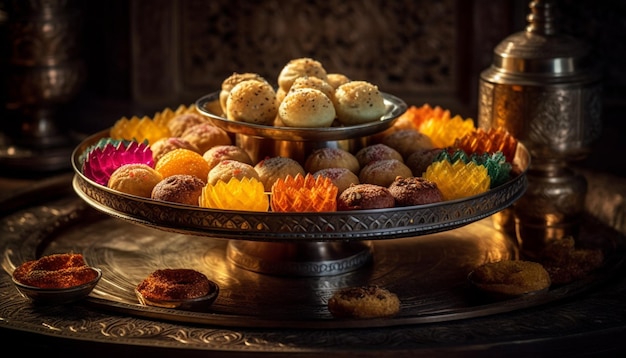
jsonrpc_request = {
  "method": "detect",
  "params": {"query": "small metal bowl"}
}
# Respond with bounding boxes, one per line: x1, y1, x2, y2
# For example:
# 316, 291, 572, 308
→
135, 280, 219, 311
12, 267, 102, 305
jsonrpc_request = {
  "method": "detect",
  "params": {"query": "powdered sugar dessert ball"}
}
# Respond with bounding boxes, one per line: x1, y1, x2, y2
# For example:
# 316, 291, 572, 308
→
278, 88, 336, 128
334, 80, 386, 125
108, 163, 163, 198
254, 156, 306, 192
355, 144, 403, 167
203, 145, 253, 171
359, 159, 412, 187
226, 80, 278, 125
305, 147, 360, 175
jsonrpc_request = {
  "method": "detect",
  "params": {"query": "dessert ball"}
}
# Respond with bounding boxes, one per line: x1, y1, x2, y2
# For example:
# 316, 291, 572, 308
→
469, 260, 551, 299
219, 72, 269, 113
226, 80, 278, 125
254, 156, 306, 192
334, 80, 386, 125
305, 147, 360, 175
278, 88, 336, 128
326, 73, 351, 89
151, 174, 205, 206
382, 129, 434, 159
207, 159, 260, 185
405, 148, 443, 177
387, 176, 443, 206
167, 112, 209, 137
355, 143, 404, 167
288, 76, 336, 105
180, 123, 232, 154
151, 137, 200, 163
155, 148, 211, 182
337, 183, 395, 210
313, 167, 360, 195
277, 57, 328, 93
107, 163, 163, 198
328, 285, 400, 318
203, 144, 254, 171
359, 159, 412, 187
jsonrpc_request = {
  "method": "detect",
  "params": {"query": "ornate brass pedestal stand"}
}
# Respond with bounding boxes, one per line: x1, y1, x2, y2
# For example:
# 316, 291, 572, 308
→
478, 0, 602, 256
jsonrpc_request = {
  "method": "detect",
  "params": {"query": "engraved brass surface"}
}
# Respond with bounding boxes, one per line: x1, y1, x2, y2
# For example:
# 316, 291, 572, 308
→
1, 174, 625, 354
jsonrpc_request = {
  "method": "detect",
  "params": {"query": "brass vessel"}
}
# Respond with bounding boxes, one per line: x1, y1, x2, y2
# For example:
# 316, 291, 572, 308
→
478, 0, 602, 255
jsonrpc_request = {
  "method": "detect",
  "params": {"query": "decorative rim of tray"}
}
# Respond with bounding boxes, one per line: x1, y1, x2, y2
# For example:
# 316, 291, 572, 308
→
71, 129, 529, 241
195, 91, 407, 141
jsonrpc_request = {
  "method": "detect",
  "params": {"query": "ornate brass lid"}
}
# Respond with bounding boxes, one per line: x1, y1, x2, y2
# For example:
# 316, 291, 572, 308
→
484, 0, 599, 84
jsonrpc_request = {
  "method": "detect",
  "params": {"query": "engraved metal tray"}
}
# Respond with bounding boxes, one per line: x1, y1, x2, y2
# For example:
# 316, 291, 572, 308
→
2, 175, 623, 331
71, 131, 530, 241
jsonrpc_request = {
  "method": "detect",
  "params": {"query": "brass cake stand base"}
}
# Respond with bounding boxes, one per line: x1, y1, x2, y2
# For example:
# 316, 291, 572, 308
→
226, 240, 373, 276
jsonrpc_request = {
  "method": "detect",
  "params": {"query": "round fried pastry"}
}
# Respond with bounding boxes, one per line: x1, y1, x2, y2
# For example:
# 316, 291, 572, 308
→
359, 159, 412, 187
278, 88, 336, 128
226, 80, 278, 125
108, 163, 164, 198
328, 285, 400, 319
388, 176, 443, 206
305, 147, 360, 174
334, 80, 386, 125
337, 183, 395, 210
151, 174, 205, 206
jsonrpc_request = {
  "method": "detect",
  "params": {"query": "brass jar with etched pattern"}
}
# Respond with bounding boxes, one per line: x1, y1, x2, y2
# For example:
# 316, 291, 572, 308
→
477, 0, 602, 255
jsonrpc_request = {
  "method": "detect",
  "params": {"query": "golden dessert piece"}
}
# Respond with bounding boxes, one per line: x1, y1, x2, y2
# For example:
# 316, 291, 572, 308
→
207, 159, 260, 186
180, 123, 232, 154
155, 148, 211, 183
382, 128, 435, 159
337, 183, 395, 211
270, 173, 338, 212
226, 80, 278, 125
325, 73, 351, 90
167, 112, 210, 137
453, 127, 519, 163
107, 163, 163, 198
254, 156, 306, 192
151, 174, 205, 206
328, 285, 400, 319
388, 176, 443, 206
423, 160, 490, 200
200, 177, 269, 212
110, 115, 170, 145
419, 114, 475, 148
277, 57, 328, 93
358, 159, 412, 187
334, 80, 386, 125
278, 88, 336, 128
219, 72, 269, 113
469, 260, 551, 299
150, 137, 200, 163
312, 167, 360, 195
355, 143, 404, 167
202, 144, 253, 171
398, 104, 451, 131
305, 147, 360, 175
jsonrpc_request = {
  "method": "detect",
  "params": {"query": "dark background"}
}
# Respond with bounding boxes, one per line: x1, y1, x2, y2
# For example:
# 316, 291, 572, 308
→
1, 0, 624, 176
